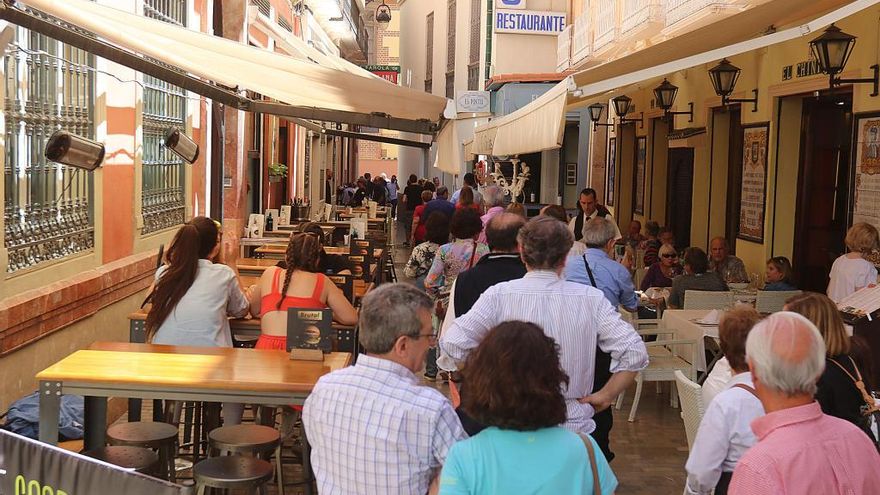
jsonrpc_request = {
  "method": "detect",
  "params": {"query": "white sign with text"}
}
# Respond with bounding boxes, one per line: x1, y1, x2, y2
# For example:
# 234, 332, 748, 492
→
494, 9, 566, 36
456, 91, 491, 114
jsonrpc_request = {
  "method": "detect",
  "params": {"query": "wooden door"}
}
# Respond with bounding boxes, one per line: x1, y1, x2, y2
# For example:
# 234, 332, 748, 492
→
666, 147, 694, 250
793, 93, 853, 292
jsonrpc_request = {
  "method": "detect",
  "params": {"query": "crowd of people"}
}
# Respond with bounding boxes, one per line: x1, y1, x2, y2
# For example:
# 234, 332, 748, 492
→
139, 175, 880, 494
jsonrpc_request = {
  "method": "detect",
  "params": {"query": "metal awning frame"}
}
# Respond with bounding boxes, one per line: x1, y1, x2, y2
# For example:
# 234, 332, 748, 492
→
284, 116, 432, 149
0, 2, 442, 136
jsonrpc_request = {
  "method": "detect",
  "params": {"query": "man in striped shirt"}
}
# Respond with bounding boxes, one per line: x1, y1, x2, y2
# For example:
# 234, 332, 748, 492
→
303, 284, 467, 495
440, 216, 648, 436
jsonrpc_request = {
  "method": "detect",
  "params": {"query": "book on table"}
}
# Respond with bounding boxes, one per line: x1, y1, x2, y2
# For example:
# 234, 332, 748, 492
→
286, 308, 332, 353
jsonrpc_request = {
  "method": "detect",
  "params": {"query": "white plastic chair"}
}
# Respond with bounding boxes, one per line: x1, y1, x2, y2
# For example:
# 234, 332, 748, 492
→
626, 330, 697, 422
674, 369, 705, 450
615, 318, 672, 410
683, 290, 733, 310
755, 290, 801, 314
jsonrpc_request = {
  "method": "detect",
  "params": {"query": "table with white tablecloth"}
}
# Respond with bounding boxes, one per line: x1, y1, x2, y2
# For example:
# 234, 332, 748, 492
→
660, 309, 717, 372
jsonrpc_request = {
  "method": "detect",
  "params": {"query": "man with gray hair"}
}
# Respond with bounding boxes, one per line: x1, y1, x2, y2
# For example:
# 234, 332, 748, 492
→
304, 283, 466, 495
440, 216, 648, 443
477, 185, 505, 245
729, 312, 880, 494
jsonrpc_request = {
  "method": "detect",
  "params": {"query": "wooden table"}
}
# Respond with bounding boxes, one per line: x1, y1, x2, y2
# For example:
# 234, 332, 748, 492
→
36, 342, 350, 449
236, 258, 379, 291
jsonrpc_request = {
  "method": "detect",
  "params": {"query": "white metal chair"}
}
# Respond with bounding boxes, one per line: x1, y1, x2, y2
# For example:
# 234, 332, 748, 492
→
626, 330, 697, 422
755, 290, 801, 314
683, 290, 733, 310
674, 369, 705, 450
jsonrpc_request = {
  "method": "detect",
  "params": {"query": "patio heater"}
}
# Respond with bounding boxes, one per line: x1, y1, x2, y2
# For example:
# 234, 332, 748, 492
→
164, 127, 200, 164
45, 130, 105, 171
809, 23, 879, 97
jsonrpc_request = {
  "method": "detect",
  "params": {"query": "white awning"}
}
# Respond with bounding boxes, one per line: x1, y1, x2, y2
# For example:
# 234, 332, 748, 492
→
434, 123, 461, 175
16, 0, 447, 132
472, 0, 869, 156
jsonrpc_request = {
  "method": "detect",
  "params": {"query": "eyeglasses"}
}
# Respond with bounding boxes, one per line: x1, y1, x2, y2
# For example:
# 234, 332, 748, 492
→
415, 333, 438, 342
661, 253, 678, 259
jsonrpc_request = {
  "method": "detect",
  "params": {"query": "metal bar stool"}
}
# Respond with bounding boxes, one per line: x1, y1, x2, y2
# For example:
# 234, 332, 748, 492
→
193, 455, 273, 495
208, 424, 284, 495
106, 421, 179, 481
82, 446, 159, 475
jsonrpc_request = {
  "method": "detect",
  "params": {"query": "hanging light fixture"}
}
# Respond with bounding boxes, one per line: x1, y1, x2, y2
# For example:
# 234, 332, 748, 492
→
611, 95, 643, 128
708, 59, 759, 111
375, 2, 392, 27
653, 79, 693, 124
164, 127, 200, 164
587, 103, 613, 132
45, 130, 105, 171
809, 24, 879, 97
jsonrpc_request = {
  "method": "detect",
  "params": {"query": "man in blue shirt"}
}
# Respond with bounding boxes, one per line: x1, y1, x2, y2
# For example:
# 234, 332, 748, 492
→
422, 186, 456, 220
564, 216, 638, 463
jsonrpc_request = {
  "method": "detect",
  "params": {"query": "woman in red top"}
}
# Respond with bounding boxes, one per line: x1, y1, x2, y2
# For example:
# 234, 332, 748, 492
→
248, 232, 358, 350
410, 190, 435, 245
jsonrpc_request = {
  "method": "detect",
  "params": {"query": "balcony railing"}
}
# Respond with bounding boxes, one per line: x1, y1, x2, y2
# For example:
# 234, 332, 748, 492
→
557, 24, 572, 72
621, 0, 665, 38
665, 0, 744, 30
592, 1, 619, 53
571, 13, 591, 64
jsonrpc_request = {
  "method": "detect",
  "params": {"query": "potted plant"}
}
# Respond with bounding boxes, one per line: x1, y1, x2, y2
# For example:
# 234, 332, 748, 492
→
268, 163, 287, 183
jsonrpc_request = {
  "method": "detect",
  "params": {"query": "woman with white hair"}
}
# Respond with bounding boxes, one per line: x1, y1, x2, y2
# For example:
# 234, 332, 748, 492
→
640, 243, 682, 290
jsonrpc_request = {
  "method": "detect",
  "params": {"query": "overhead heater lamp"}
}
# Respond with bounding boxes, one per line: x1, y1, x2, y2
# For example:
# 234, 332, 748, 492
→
164, 127, 200, 164
45, 130, 105, 171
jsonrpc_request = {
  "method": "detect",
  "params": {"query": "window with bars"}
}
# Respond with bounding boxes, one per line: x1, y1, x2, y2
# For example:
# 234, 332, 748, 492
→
277, 17, 293, 33
3, 26, 95, 273
425, 13, 434, 94
142, 0, 187, 234
446, 0, 456, 98
251, 0, 271, 17
468, 0, 480, 90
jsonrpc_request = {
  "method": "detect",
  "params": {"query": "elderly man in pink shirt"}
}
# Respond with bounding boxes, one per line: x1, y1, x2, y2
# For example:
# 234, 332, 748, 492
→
477, 186, 504, 245
730, 312, 880, 495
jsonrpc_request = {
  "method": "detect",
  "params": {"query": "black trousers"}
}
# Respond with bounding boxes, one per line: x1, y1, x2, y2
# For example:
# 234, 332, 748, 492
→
592, 347, 615, 462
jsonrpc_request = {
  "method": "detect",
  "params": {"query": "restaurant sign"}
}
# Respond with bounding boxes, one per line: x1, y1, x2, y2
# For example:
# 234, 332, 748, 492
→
364, 65, 400, 84
456, 91, 491, 114
781, 58, 821, 81
495, 9, 566, 36
0, 429, 189, 495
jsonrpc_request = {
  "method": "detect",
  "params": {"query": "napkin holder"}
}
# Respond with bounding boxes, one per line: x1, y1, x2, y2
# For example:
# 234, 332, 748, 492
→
290, 348, 324, 361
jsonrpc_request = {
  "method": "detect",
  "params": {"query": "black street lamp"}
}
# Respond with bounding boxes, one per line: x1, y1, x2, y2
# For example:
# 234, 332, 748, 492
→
45, 130, 105, 171
653, 78, 693, 124
612, 95, 643, 128
809, 24, 879, 97
587, 103, 613, 132
375, 2, 392, 27
708, 58, 758, 111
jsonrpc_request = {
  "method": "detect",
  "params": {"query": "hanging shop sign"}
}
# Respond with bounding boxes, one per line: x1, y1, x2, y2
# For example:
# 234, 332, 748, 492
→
364, 65, 400, 84
496, 0, 526, 9
494, 10, 566, 36
456, 91, 491, 114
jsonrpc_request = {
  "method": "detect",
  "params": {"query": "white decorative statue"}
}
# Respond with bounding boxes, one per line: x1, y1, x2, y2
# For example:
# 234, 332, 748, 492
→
488, 158, 531, 203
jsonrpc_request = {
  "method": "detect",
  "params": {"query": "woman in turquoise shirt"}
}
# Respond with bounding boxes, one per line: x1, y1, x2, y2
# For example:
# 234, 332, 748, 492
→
438, 321, 618, 495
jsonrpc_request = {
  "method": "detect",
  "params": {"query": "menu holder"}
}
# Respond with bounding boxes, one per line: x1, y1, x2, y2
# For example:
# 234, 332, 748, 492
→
327, 273, 354, 302
346, 254, 372, 282
349, 238, 375, 259
278, 205, 291, 226
837, 285, 880, 324
349, 217, 368, 241
287, 308, 332, 356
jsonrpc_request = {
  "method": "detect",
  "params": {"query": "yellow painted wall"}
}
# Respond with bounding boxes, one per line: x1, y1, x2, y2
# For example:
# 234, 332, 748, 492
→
589, 6, 880, 277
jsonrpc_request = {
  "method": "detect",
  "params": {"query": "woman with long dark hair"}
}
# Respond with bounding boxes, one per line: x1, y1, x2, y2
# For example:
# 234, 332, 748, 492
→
247, 232, 358, 350
146, 216, 250, 425
147, 217, 249, 347
439, 321, 617, 494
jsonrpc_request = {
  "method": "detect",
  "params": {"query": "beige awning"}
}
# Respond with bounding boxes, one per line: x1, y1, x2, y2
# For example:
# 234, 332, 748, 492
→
15, 0, 447, 132
463, 138, 476, 157
472, 0, 868, 156
434, 123, 462, 175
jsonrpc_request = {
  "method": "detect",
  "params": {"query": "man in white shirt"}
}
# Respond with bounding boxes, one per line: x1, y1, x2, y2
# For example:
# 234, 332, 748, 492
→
440, 216, 648, 437
304, 284, 467, 495
686, 307, 764, 495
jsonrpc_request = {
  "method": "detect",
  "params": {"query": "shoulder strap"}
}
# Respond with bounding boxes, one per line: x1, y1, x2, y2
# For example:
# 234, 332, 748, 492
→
312, 273, 325, 299
578, 434, 602, 495
574, 212, 585, 241
468, 240, 478, 269
828, 356, 880, 414
582, 254, 598, 288
731, 383, 759, 399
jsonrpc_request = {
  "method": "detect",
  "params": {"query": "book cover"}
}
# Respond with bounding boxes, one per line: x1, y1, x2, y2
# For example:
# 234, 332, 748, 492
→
286, 308, 332, 353
327, 274, 354, 302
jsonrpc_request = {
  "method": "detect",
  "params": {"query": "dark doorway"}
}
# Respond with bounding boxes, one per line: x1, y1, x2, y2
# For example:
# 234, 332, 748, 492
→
793, 92, 853, 292
666, 147, 694, 250
725, 107, 743, 252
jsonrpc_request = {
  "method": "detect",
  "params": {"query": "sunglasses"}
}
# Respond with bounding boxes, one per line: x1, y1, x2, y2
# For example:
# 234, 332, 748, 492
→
661, 253, 678, 259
